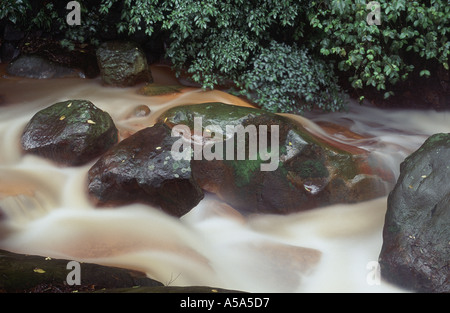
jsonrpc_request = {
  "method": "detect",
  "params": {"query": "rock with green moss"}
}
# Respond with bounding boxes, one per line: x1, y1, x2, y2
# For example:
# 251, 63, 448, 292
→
96, 41, 152, 87
0, 249, 163, 293
87, 123, 204, 217
379, 133, 450, 292
138, 83, 184, 96
158, 102, 391, 214
21, 100, 118, 166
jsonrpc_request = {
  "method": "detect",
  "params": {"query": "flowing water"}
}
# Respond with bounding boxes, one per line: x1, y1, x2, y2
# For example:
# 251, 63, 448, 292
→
0, 64, 449, 293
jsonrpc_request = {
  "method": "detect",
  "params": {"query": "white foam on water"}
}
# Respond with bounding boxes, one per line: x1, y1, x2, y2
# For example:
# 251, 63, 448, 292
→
0, 71, 448, 292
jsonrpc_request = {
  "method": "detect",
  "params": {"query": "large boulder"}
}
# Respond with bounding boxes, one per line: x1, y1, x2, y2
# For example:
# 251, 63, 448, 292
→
0, 249, 163, 293
379, 133, 450, 293
87, 123, 204, 217
21, 100, 118, 166
6, 54, 83, 79
96, 41, 152, 87
157, 102, 391, 215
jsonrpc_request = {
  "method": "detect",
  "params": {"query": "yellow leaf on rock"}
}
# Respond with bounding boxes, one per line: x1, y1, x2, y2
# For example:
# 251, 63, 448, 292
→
33, 268, 46, 274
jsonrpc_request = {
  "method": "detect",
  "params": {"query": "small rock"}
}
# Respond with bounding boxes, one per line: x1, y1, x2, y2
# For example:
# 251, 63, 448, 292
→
132, 105, 151, 118
138, 83, 183, 96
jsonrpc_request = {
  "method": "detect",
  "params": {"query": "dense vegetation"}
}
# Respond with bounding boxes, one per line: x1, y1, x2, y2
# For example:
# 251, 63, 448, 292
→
1, 0, 449, 113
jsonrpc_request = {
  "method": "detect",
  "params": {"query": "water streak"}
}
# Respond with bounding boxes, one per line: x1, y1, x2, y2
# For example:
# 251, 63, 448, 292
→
0, 66, 449, 292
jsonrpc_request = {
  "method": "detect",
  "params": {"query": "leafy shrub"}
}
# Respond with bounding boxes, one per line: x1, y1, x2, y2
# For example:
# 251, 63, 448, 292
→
148, 0, 345, 112
309, 0, 450, 99
99, 0, 343, 112
237, 41, 345, 114
1, 0, 105, 48
2, 0, 448, 110
0, 0, 31, 25
158, 0, 303, 90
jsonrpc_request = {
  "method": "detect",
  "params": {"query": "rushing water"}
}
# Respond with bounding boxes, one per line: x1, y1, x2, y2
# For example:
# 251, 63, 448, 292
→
0, 64, 449, 292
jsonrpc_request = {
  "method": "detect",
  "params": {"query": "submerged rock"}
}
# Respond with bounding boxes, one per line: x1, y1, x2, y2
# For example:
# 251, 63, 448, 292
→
379, 133, 450, 293
131, 104, 151, 118
158, 102, 390, 215
6, 54, 83, 79
21, 100, 118, 166
87, 123, 204, 217
138, 83, 183, 96
96, 41, 152, 87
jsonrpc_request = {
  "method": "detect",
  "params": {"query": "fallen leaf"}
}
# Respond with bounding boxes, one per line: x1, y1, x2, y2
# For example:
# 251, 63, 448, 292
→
33, 268, 46, 274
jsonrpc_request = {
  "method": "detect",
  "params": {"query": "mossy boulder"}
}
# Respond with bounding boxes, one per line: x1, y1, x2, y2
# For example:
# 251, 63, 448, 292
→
157, 102, 391, 215
0, 249, 163, 293
96, 41, 152, 87
21, 100, 118, 166
87, 123, 204, 217
138, 83, 184, 96
379, 133, 450, 292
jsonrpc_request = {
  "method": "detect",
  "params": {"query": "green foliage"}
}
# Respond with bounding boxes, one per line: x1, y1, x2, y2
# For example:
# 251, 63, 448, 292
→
2, 0, 449, 110
29, 2, 59, 30
99, 0, 337, 112
102, 0, 164, 36
0, 0, 31, 24
1, 0, 105, 47
309, 0, 450, 96
158, 0, 303, 89
238, 41, 345, 114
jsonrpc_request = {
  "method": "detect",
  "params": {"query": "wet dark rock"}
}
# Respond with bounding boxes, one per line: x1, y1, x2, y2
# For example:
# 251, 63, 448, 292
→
87, 123, 204, 217
138, 83, 183, 96
158, 102, 391, 215
0, 249, 244, 293
1, 42, 20, 64
379, 133, 450, 293
16, 36, 100, 78
96, 41, 153, 87
1, 23, 23, 64
6, 54, 83, 79
0, 249, 163, 293
21, 100, 118, 166
131, 104, 151, 118
3, 23, 25, 41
